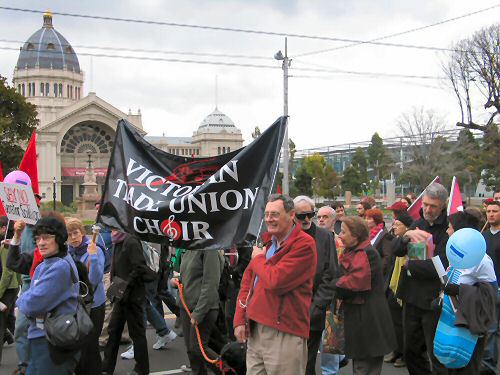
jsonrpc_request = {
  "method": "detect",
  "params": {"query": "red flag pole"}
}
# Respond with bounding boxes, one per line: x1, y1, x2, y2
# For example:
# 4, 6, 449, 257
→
19, 130, 39, 196
407, 176, 440, 220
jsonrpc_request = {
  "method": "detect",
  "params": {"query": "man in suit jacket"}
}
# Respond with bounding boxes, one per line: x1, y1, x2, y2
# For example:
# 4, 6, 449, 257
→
294, 196, 337, 375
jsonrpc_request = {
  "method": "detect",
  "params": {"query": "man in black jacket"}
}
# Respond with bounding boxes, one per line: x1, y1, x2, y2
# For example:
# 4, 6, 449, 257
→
294, 196, 337, 375
394, 183, 449, 375
102, 231, 157, 375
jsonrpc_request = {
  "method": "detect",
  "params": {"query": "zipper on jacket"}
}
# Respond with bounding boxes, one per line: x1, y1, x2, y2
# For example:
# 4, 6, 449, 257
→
276, 296, 284, 325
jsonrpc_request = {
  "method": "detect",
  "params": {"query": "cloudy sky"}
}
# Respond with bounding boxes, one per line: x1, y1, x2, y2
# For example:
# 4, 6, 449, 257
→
1, 0, 498, 150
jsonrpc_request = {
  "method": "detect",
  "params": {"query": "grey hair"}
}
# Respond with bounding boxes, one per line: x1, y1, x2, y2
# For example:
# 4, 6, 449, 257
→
318, 205, 335, 216
424, 183, 448, 203
293, 195, 315, 210
268, 194, 295, 212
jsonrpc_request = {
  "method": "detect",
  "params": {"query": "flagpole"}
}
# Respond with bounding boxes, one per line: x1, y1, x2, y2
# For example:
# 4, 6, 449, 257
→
407, 176, 440, 212
447, 176, 456, 216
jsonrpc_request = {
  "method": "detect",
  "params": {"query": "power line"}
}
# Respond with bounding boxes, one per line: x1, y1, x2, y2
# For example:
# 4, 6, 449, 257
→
1, 46, 279, 70
293, 4, 500, 57
0, 38, 271, 61
0, 6, 469, 53
1, 45, 443, 80
291, 74, 443, 90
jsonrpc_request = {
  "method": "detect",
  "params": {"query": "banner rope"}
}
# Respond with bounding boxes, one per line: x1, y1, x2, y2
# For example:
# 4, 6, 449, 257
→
178, 283, 223, 369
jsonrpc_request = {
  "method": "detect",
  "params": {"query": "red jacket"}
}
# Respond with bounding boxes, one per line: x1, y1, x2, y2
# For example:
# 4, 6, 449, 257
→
234, 224, 317, 339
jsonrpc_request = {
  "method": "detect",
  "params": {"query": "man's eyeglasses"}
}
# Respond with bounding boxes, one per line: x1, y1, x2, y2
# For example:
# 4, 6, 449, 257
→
34, 234, 56, 243
296, 211, 315, 220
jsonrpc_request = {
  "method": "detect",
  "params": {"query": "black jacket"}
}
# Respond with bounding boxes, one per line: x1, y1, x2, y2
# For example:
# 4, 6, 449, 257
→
334, 244, 396, 359
483, 229, 500, 283
395, 209, 449, 310
111, 235, 156, 304
305, 223, 337, 331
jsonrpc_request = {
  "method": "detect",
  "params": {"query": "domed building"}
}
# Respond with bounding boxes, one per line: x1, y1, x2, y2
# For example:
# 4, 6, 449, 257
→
13, 12, 243, 206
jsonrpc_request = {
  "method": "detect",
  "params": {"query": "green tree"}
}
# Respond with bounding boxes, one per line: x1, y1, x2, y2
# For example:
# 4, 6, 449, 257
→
367, 132, 393, 184
450, 129, 482, 198
341, 148, 368, 195
480, 124, 500, 190
291, 153, 341, 198
293, 163, 312, 196
0, 75, 38, 172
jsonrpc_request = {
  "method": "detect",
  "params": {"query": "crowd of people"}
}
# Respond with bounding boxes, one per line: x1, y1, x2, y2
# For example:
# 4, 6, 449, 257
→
0, 185, 498, 375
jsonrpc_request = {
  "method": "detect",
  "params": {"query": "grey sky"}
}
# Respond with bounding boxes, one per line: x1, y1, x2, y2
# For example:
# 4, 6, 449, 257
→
1, 0, 498, 149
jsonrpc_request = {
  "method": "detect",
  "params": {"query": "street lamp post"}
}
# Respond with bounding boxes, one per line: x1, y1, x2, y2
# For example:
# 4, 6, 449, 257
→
52, 177, 56, 210
275, 38, 290, 195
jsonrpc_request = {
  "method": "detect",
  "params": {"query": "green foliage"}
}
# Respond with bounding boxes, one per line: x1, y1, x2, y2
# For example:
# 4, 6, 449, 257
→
0, 75, 38, 172
480, 124, 500, 190
367, 132, 393, 182
341, 148, 369, 195
291, 153, 340, 198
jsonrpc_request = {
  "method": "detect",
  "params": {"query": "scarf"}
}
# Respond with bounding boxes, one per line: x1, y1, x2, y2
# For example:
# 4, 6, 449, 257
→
68, 236, 90, 259
29, 248, 44, 278
369, 223, 385, 241
112, 231, 128, 244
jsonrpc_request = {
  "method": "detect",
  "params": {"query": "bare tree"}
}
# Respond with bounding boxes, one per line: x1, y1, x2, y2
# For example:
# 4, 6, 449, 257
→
396, 107, 451, 189
443, 23, 499, 131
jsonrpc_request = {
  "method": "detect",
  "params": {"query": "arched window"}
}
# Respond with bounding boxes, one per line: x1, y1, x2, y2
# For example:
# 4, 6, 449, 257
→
54, 83, 58, 97
47, 43, 55, 50
41, 83, 45, 96
28, 83, 32, 96
227, 147, 230, 152
196, 149, 200, 156
222, 147, 226, 154
218, 147, 221, 155
32, 82, 35, 96
58, 83, 63, 97
21, 83, 25, 96
26, 43, 34, 51
45, 82, 49, 96
17, 84, 21, 93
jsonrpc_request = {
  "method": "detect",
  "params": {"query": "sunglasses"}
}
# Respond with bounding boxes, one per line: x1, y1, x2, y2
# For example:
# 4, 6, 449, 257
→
296, 211, 315, 220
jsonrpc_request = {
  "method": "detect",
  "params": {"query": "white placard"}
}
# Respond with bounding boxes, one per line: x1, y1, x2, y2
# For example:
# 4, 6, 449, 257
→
0, 182, 41, 225
431, 255, 447, 284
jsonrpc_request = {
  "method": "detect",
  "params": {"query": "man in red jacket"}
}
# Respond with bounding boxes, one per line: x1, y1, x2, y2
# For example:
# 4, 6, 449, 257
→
234, 194, 317, 374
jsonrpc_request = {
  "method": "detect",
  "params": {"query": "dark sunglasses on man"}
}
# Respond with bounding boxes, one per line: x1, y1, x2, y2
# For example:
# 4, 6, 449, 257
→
295, 211, 315, 220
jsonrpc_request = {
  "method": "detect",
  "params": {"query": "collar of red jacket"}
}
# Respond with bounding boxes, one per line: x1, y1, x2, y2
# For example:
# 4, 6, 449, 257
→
345, 239, 371, 253
261, 223, 301, 249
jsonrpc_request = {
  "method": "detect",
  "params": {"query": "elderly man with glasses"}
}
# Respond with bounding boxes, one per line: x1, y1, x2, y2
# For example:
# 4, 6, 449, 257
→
294, 196, 337, 375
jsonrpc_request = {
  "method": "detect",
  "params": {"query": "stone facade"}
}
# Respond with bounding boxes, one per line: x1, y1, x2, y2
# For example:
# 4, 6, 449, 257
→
12, 12, 243, 206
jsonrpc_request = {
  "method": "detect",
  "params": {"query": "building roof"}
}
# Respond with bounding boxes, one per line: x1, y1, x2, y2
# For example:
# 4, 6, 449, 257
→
16, 12, 80, 73
197, 108, 240, 134
145, 136, 193, 145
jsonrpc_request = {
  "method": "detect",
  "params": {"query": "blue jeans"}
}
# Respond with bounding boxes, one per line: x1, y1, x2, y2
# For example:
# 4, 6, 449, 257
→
15, 282, 31, 367
26, 337, 79, 375
320, 330, 344, 375
144, 280, 171, 337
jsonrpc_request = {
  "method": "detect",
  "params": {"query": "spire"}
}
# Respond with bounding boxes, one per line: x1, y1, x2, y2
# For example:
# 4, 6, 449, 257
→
43, 10, 53, 28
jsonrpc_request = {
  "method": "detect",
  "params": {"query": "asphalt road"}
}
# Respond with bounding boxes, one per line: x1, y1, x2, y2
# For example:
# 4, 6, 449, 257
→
1, 317, 409, 374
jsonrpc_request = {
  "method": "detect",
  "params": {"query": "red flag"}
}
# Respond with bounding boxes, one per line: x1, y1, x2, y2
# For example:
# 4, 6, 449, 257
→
19, 131, 39, 196
0, 162, 5, 216
407, 176, 441, 220
447, 176, 463, 216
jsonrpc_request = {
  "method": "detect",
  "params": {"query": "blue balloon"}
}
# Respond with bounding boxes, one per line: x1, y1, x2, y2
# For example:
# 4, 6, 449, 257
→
446, 228, 486, 269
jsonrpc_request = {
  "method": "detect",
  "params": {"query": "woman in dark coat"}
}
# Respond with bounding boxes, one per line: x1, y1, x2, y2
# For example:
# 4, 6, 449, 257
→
332, 216, 396, 375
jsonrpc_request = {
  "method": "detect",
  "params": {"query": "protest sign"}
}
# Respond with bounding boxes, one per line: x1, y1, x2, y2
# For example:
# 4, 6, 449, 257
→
98, 117, 287, 250
0, 182, 41, 224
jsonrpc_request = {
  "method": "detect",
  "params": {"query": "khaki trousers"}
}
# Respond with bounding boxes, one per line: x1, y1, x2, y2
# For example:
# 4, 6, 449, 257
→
99, 273, 130, 345
246, 323, 307, 375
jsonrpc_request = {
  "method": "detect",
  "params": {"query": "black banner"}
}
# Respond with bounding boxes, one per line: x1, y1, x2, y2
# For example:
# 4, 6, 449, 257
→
97, 117, 286, 250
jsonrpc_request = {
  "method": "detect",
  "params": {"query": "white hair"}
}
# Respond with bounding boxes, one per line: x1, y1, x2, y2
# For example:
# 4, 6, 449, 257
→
293, 195, 315, 210
318, 205, 335, 216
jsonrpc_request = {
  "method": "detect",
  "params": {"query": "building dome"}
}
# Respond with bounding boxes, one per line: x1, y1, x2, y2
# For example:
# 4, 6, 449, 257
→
16, 12, 80, 73
198, 108, 240, 133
